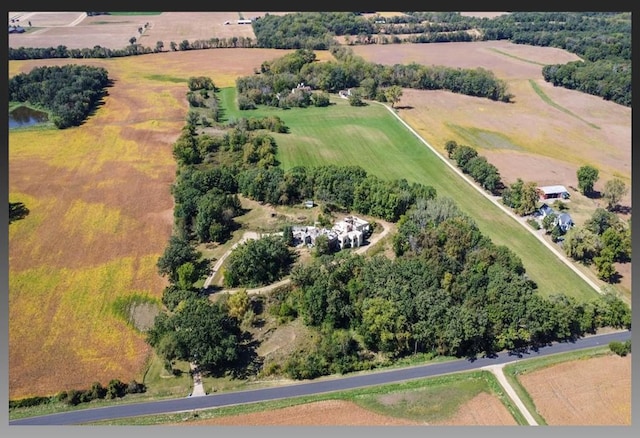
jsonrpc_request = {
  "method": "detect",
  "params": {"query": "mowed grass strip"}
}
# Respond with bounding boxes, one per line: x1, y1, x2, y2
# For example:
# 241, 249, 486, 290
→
221, 88, 598, 301
528, 79, 600, 130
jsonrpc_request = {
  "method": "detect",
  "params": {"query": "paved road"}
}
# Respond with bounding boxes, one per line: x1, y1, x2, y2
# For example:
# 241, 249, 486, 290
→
9, 330, 630, 426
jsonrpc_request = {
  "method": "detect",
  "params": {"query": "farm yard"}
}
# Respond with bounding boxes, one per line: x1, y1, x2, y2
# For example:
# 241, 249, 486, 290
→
8, 11, 631, 425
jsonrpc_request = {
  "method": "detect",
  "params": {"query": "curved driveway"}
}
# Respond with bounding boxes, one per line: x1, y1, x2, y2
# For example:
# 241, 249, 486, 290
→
9, 330, 630, 426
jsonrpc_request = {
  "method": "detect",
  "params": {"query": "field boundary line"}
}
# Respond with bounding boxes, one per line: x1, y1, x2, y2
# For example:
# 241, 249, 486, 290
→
374, 101, 605, 296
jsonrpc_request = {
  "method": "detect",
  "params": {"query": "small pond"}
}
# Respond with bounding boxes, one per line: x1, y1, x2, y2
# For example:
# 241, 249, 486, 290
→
9, 106, 49, 128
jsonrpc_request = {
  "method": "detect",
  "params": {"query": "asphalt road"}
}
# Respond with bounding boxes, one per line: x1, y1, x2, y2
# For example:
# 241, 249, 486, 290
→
9, 330, 631, 426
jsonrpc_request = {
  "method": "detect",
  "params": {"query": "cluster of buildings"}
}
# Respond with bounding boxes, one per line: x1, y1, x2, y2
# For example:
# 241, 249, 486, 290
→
534, 203, 574, 233
532, 184, 573, 233
292, 215, 371, 250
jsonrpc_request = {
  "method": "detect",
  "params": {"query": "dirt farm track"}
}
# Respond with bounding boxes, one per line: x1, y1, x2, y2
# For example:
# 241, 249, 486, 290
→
8, 12, 631, 425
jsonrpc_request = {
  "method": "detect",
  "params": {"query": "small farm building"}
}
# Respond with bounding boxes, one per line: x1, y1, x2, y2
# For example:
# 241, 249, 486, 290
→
536, 185, 570, 200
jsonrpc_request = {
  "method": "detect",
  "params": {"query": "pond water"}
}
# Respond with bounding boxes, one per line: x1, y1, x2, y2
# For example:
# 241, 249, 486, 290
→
9, 106, 49, 128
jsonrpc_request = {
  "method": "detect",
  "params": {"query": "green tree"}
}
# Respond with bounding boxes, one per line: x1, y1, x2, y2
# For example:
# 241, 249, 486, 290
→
282, 224, 294, 246
157, 235, 202, 283
224, 235, 297, 287
542, 213, 558, 233
515, 181, 539, 216
313, 234, 332, 257
585, 208, 618, 235
384, 85, 403, 108
444, 140, 458, 158
171, 298, 243, 372
594, 248, 617, 282
600, 227, 629, 262
576, 165, 599, 196
359, 297, 410, 355
311, 91, 330, 107
176, 262, 199, 291
602, 178, 628, 211
452, 144, 478, 169
563, 226, 601, 264
226, 290, 250, 320
348, 88, 365, 106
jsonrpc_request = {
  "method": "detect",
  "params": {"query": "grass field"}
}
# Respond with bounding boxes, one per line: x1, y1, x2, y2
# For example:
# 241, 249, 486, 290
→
221, 88, 599, 301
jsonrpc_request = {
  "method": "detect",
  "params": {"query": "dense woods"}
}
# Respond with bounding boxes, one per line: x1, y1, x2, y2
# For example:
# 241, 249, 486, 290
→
8, 64, 110, 128
237, 48, 513, 106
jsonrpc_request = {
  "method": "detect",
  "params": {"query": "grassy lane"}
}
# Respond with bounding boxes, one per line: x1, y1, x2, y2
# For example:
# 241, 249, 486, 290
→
220, 88, 598, 301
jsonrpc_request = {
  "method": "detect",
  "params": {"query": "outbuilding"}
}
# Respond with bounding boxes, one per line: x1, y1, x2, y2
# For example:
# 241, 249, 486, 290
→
536, 185, 570, 200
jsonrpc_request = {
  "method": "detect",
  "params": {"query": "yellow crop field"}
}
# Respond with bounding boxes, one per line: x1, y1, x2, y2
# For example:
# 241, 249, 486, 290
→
9, 48, 291, 399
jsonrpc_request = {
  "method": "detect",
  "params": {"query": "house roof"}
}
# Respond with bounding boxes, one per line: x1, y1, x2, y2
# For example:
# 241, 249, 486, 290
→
538, 185, 568, 194
540, 204, 554, 214
557, 213, 572, 224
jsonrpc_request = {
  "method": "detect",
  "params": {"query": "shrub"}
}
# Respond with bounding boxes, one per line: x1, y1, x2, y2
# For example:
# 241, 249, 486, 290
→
609, 340, 631, 356
9, 396, 52, 410
527, 218, 540, 230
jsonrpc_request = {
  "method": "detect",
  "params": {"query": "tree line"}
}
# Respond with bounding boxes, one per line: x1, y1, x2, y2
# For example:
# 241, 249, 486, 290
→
250, 12, 630, 107
9, 64, 111, 129
8, 34, 257, 61
236, 48, 513, 109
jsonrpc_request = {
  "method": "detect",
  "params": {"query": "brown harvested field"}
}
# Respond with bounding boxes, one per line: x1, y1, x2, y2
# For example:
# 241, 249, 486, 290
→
178, 393, 517, 426
518, 354, 631, 425
8, 12, 289, 50
351, 41, 631, 201
8, 48, 298, 399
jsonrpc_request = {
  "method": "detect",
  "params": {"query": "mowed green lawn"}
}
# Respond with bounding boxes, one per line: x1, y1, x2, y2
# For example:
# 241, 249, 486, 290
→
220, 87, 598, 301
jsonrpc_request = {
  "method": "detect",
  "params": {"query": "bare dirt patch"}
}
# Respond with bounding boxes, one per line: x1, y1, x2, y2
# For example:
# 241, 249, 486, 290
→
517, 354, 631, 425
183, 399, 425, 426
434, 392, 518, 425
